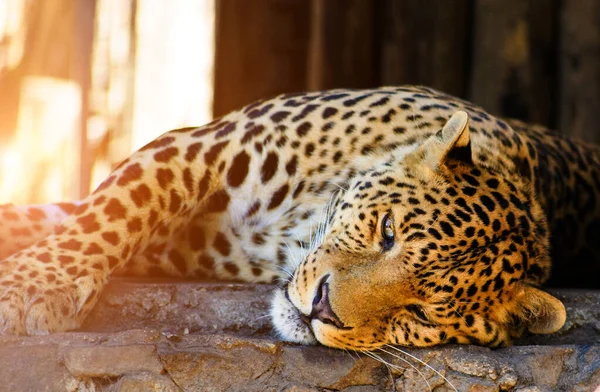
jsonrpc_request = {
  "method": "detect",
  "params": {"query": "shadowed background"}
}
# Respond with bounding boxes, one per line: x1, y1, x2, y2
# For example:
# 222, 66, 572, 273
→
0, 0, 598, 204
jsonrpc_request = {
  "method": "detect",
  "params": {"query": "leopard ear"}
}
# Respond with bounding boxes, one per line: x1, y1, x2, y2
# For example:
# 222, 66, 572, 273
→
514, 285, 566, 334
422, 110, 472, 169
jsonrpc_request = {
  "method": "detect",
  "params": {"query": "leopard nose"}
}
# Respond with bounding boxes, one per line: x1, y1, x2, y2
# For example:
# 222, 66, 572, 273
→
309, 275, 345, 329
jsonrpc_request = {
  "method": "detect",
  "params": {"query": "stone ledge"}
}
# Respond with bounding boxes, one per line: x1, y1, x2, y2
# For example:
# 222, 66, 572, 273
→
81, 279, 275, 337
82, 279, 600, 346
0, 331, 598, 391
0, 280, 597, 391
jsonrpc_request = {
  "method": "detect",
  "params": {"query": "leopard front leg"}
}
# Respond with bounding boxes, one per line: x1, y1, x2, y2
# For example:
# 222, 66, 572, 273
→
0, 202, 79, 259
0, 130, 223, 335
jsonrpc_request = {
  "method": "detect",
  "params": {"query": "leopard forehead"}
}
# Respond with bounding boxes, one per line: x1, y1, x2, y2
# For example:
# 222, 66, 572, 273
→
330, 157, 541, 253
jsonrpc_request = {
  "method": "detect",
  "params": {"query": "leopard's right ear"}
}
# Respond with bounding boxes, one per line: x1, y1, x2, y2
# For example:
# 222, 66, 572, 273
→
417, 111, 473, 170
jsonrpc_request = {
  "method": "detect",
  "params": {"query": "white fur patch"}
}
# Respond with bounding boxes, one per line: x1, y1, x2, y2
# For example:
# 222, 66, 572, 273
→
270, 288, 317, 344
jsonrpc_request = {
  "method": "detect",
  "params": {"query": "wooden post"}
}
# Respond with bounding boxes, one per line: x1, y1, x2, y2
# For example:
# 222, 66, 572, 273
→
74, 0, 96, 199
307, 0, 375, 91
559, 0, 600, 143
213, 0, 310, 117
378, 0, 469, 97
0, 0, 95, 203
469, 0, 558, 127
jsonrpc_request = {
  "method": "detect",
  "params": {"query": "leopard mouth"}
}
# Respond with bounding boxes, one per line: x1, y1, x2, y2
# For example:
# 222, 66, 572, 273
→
270, 286, 317, 344
305, 275, 349, 330
271, 277, 357, 347
289, 289, 316, 333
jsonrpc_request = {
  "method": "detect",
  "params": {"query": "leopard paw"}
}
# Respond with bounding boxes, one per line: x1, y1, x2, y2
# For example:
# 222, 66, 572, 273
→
0, 263, 98, 335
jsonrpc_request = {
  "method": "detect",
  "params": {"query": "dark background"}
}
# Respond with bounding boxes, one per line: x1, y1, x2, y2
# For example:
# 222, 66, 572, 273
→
215, 0, 600, 144
1, 0, 600, 202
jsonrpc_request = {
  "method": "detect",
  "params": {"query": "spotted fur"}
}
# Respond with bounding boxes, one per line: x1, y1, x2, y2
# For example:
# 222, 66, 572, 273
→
0, 86, 598, 350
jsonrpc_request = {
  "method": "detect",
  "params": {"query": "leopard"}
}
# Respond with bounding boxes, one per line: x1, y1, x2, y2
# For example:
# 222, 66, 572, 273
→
0, 86, 599, 351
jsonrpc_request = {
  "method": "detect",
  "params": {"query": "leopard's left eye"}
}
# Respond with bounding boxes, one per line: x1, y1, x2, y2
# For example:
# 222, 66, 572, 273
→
381, 213, 395, 251
406, 304, 430, 323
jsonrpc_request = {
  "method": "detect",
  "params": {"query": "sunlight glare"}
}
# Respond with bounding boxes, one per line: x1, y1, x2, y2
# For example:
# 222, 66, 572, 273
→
131, 0, 215, 151
0, 147, 22, 201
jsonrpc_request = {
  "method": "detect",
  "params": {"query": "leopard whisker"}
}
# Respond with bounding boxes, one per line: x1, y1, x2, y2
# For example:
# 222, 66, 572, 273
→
251, 313, 272, 322
270, 263, 294, 279
365, 350, 433, 392
382, 345, 457, 392
310, 190, 338, 251
326, 180, 348, 193
282, 241, 301, 269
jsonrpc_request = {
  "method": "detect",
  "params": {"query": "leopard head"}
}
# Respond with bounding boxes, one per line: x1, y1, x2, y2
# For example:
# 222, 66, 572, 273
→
271, 111, 566, 350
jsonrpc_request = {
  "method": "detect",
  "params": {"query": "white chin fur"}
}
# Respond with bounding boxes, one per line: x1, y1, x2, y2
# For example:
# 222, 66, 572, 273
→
270, 288, 317, 345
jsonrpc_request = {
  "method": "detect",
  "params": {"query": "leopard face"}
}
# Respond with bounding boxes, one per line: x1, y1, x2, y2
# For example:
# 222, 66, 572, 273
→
271, 112, 566, 350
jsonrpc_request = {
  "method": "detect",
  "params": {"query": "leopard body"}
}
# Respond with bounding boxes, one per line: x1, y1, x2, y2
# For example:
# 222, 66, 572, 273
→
0, 86, 598, 349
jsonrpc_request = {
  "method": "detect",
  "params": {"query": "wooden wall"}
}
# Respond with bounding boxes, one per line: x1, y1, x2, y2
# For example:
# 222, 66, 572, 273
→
0, 0, 95, 202
214, 0, 600, 144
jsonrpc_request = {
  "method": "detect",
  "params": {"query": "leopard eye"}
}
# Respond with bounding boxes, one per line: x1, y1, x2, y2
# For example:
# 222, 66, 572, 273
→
381, 213, 395, 251
406, 304, 429, 323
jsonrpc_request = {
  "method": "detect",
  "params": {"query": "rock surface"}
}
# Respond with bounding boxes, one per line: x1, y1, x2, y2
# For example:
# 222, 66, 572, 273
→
0, 279, 597, 391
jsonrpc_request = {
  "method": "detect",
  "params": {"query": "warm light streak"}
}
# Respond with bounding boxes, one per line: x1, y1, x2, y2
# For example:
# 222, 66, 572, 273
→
0, 0, 26, 71
131, 0, 215, 151
1, 1, 215, 204
0, 147, 23, 201
0, 77, 81, 204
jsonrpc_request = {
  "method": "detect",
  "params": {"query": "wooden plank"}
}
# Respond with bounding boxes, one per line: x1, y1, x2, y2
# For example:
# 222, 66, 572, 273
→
213, 0, 310, 117
0, 0, 79, 141
307, 0, 375, 91
74, 0, 96, 199
469, 0, 558, 127
0, 0, 95, 203
379, 0, 469, 97
559, 0, 600, 143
